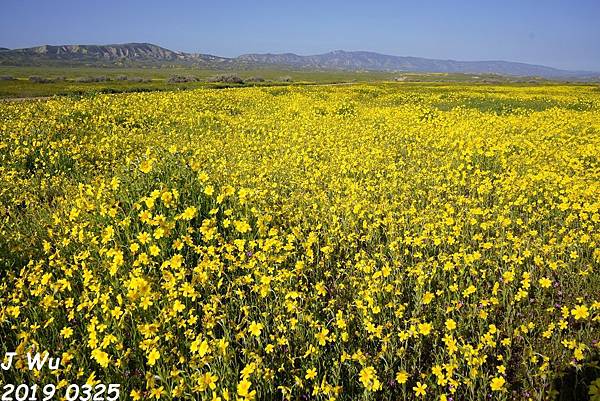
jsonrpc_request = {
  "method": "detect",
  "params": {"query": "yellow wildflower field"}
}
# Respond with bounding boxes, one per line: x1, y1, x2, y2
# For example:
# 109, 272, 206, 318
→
1, 83, 599, 400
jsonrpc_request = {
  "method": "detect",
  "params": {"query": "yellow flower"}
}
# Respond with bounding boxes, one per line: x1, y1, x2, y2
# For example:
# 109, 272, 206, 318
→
149, 386, 164, 399
154, 227, 165, 239
204, 185, 215, 196
130, 389, 142, 401
463, 285, 476, 297
60, 327, 74, 338
234, 220, 251, 233
538, 277, 552, 288
413, 382, 427, 397
181, 206, 197, 220
316, 328, 329, 346
359, 366, 381, 391
445, 319, 457, 331
3, 79, 599, 400
149, 244, 160, 256
571, 305, 589, 320
147, 348, 160, 366
191, 337, 210, 357
396, 370, 409, 384
589, 377, 600, 400
490, 376, 506, 391
418, 322, 433, 336
248, 321, 263, 337
237, 379, 253, 398
200, 372, 218, 390
423, 292, 434, 304
139, 159, 154, 173
91, 349, 109, 368
502, 270, 515, 283
173, 299, 185, 313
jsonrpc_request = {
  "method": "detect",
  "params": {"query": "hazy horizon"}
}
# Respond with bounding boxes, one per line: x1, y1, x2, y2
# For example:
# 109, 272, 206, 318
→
1, 0, 599, 72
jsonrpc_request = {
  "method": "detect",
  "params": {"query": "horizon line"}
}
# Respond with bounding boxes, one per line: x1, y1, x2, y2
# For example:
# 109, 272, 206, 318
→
2, 41, 599, 74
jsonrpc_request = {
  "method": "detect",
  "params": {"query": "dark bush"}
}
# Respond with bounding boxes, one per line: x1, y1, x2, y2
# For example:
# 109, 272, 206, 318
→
0, 75, 15, 81
75, 76, 112, 83
29, 75, 54, 83
279, 76, 293, 82
207, 74, 244, 84
115, 75, 128, 81
245, 76, 265, 83
167, 75, 198, 84
75, 77, 94, 83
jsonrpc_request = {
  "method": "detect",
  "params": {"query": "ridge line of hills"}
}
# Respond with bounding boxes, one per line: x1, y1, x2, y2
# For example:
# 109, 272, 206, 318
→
1, 42, 598, 80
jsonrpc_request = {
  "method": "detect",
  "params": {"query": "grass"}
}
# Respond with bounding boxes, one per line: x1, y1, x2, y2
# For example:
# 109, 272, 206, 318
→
0, 78, 293, 99
0, 66, 553, 99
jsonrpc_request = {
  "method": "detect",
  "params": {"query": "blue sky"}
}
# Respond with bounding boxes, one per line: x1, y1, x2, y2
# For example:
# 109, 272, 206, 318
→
1, 0, 599, 71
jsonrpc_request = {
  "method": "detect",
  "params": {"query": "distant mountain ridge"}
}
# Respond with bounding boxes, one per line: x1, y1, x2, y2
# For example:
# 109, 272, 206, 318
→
22, 43, 180, 59
1, 42, 598, 80
0, 43, 231, 67
239, 50, 599, 79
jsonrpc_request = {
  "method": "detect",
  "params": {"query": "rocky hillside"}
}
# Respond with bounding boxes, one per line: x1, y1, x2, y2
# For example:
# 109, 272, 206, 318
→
0, 43, 231, 67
